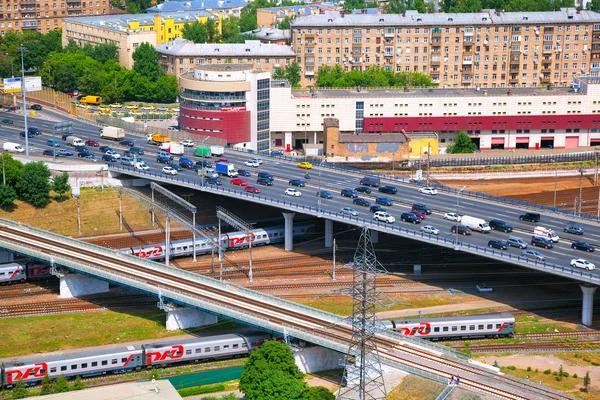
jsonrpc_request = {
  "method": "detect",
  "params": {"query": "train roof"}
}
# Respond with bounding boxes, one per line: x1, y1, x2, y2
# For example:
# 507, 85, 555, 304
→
142, 333, 264, 349
0, 262, 24, 271
392, 313, 514, 325
1, 345, 143, 367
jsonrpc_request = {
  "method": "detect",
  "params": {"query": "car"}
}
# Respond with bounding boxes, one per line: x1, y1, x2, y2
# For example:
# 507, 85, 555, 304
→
531, 236, 553, 249
196, 160, 213, 168
125, 104, 138, 109
141, 105, 155, 111
370, 205, 386, 213
20, 131, 34, 138
564, 225, 584, 235
249, 158, 263, 165
378, 185, 397, 194
230, 178, 247, 186
75, 145, 89, 153
355, 186, 372, 194
519, 212, 541, 222
340, 207, 359, 216
171, 107, 180, 113
42, 149, 58, 157
83, 154, 97, 162
215, 158, 229, 164
316, 190, 333, 199
170, 164, 183, 172
421, 225, 440, 235
245, 186, 260, 194
419, 187, 438, 195
238, 169, 251, 177
353, 198, 371, 207
257, 177, 273, 186
410, 210, 427, 220
341, 188, 358, 198
109, 103, 122, 108
400, 212, 421, 224
572, 241, 595, 252
28, 127, 42, 135
181, 140, 194, 147
30, 104, 42, 111
167, 125, 179, 131
375, 196, 393, 206
523, 249, 546, 261
507, 237, 528, 249
289, 179, 305, 187
120, 139, 134, 147
57, 149, 74, 156
257, 172, 274, 181
99, 146, 113, 153
102, 154, 118, 162
156, 107, 168, 112
85, 140, 100, 147
374, 211, 395, 223
46, 139, 60, 147
162, 166, 178, 175
1, 118, 13, 125
129, 147, 144, 155
285, 188, 302, 197
488, 239, 509, 250
297, 162, 313, 169
105, 150, 120, 159
489, 219, 513, 233
443, 213, 461, 222
570, 258, 596, 271
206, 177, 222, 185
244, 160, 259, 167
157, 155, 172, 164
270, 150, 284, 156
451, 225, 472, 236
78, 151, 93, 158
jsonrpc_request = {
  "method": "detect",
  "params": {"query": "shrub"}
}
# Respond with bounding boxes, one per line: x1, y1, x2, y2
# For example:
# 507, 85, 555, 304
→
493, 360, 499, 368
526, 367, 532, 372
573, 373, 578, 379
506, 366, 516, 371
562, 372, 569, 378
178, 384, 226, 397
544, 369, 552, 375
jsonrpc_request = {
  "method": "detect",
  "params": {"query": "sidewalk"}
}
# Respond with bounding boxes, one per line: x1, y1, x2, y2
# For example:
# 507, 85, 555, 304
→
376, 299, 510, 320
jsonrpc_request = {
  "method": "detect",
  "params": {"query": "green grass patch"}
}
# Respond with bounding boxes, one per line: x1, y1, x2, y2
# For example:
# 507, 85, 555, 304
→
514, 315, 575, 334
388, 375, 444, 400
178, 383, 225, 397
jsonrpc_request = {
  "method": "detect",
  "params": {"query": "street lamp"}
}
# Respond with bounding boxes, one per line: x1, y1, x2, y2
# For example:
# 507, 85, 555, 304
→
455, 185, 466, 250
551, 159, 557, 209
298, 116, 307, 160
17, 44, 29, 157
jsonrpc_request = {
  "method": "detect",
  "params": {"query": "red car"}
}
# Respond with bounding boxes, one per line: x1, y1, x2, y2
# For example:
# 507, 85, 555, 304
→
244, 186, 260, 194
410, 210, 427, 220
230, 178, 247, 186
85, 140, 100, 147
215, 158, 229, 163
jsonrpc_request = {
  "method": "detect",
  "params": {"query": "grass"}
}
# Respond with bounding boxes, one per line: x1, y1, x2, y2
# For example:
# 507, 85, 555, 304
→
387, 375, 444, 400
514, 315, 575, 334
0, 188, 158, 237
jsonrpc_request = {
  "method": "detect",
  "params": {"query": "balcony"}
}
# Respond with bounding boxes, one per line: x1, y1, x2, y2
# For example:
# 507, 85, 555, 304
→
20, 0, 36, 4
350, 58, 362, 64
304, 69, 314, 76
510, 65, 519, 71
384, 30, 394, 38
432, 29, 441, 36
541, 66, 551, 73
509, 76, 519, 83
22, 20, 39, 29
461, 75, 472, 82
67, 0, 81, 2
540, 75, 551, 83
462, 57, 473, 65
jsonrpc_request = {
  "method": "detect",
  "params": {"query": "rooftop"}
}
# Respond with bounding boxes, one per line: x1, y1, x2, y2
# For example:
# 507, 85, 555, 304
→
243, 26, 290, 41
156, 38, 295, 57
147, 0, 247, 13
32, 380, 181, 400
186, 63, 254, 73
64, 11, 218, 32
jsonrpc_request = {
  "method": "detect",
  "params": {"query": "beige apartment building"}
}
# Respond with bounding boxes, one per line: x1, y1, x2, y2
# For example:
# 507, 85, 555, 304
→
291, 8, 600, 88
0, 0, 110, 34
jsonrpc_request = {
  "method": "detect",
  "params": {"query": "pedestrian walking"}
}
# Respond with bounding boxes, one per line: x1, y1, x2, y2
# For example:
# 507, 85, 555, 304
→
456, 375, 460, 385
448, 376, 452, 385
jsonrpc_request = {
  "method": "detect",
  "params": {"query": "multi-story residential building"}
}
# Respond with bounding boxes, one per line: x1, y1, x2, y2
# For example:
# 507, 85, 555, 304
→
291, 8, 600, 87
62, 11, 220, 68
0, 0, 110, 35
257, 5, 383, 28
156, 38, 295, 79
146, 0, 246, 19
243, 27, 290, 45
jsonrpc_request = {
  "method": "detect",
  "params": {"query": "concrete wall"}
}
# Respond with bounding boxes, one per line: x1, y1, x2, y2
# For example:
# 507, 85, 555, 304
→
293, 345, 344, 374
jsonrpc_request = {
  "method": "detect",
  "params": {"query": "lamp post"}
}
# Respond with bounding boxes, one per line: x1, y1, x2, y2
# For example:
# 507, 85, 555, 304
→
552, 159, 557, 209
17, 44, 29, 157
298, 116, 307, 160
455, 185, 466, 250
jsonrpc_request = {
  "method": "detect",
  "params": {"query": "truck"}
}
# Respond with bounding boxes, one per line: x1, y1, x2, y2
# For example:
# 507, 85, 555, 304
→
68, 137, 85, 147
79, 96, 102, 105
3, 142, 24, 153
215, 162, 238, 178
460, 215, 491, 233
147, 133, 171, 145
159, 142, 184, 155
360, 176, 380, 187
194, 147, 211, 158
210, 145, 225, 156
100, 126, 125, 141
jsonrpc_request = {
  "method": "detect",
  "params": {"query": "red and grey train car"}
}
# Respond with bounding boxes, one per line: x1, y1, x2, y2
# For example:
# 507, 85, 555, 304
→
0, 262, 52, 285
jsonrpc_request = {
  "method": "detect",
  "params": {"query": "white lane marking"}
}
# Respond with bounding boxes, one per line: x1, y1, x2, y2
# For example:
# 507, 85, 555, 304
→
501, 210, 519, 215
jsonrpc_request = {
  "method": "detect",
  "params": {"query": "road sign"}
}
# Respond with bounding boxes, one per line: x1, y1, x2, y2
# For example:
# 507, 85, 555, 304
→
416, 170, 423, 180
2, 77, 42, 93
54, 122, 73, 134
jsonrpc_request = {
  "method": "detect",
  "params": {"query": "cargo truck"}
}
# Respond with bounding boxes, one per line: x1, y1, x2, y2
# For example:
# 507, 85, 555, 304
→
460, 216, 491, 233
147, 133, 171, 145
3, 142, 24, 153
210, 145, 225, 156
100, 126, 125, 141
79, 96, 102, 105
215, 162, 238, 177
194, 147, 211, 158
159, 142, 184, 155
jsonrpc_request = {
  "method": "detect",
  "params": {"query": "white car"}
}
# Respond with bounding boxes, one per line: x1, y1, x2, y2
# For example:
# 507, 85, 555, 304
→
105, 150, 121, 159
134, 162, 149, 171
162, 166, 178, 175
570, 258, 596, 271
444, 213, 461, 222
249, 158, 263, 165
181, 140, 195, 147
374, 211, 395, 223
421, 225, 440, 235
285, 188, 301, 197
419, 187, 438, 195
141, 105, 155, 111
340, 207, 358, 216
171, 107, 180, 113
245, 160, 259, 167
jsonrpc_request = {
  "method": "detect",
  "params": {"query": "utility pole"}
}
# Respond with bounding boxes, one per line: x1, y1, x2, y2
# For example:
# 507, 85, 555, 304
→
1, 152, 5, 185
119, 190, 123, 231
595, 150, 599, 186
426, 143, 431, 186
218, 218, 223, 281
17, 45, 29, 157
165, 208, 171, 267
552, 159, 557, 209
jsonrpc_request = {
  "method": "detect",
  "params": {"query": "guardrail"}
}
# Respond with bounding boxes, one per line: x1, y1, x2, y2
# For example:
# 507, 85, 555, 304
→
108, 164, 600, 285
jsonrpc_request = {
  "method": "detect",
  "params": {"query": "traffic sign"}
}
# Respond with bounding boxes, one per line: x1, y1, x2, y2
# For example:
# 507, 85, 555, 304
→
415, 170, 423, 180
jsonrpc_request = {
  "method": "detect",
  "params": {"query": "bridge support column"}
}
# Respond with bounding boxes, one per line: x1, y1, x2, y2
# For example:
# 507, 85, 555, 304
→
283, 212, 295, 252
0, 251, 14, 263
581, 284, 598, 327
292, 345, 344, 374
371, 229, 379, 244
59, 273, 109, 298
165, 307, 218, 331
324, 220, 333, 248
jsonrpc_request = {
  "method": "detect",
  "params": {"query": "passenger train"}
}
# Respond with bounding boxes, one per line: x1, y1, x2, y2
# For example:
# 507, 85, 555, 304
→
381, 313, 515, 340
121, 223, 315, 261
1, 331, 273, 388
0, 262, 53, 285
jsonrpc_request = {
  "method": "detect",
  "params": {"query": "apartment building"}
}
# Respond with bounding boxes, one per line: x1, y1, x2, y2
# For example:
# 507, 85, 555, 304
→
291, 8, 600, 87
156, 38, 295, 78
146, 0, 246, 19
0, 0, 110, 34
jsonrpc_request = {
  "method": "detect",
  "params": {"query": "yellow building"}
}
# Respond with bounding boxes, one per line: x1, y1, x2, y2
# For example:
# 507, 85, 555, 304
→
62, 12, 221, 69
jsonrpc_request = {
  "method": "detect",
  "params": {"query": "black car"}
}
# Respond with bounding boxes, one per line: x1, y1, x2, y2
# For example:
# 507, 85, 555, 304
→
258, 172, 274, 181
157, 155, 172, 164
378, 185, 398, 194
196, 160, 212, 168
238, 169, 251, 177
75, 146, 89, 153
489, 219, 513, 233
341, 188, 358, 198
171, 164, 183, 172
488, 239, 508, 250
289, 179, 305, 187
124, 150, 135, 158
401, 212, 421, 224
353, 198, 371, 207
42, 149, 58, 157
99, 146, 112, 153
30, 104, 42, 111
370, 205, 386, 213
120, 139, 135, 147
102, 154, 118, 162
520, 212, 541, 222
572, 241, 595, 252
451, 225, 472, 235
257, 177, 273, 186
78, 151, 92, 158
1, 119, 13, 125
19, 131, 34, 138
206, 177, 222, 185
375, 196, 393, 206
129, 147, 144, 155
62, 133, 73, 141
355, 186, 372, 194
531, 236, 553, 249
28, 127, 42, 135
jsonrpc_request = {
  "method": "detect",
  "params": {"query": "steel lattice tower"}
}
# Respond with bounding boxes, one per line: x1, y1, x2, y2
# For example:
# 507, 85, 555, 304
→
337, 227, 387, 400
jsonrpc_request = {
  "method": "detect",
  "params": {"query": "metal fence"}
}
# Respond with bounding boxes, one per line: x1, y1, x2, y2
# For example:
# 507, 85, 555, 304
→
427, 151, 597, 168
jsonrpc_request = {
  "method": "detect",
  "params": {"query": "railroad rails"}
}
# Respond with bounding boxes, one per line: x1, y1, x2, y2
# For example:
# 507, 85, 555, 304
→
463, 340, 600, 353
0, 221, 573, 400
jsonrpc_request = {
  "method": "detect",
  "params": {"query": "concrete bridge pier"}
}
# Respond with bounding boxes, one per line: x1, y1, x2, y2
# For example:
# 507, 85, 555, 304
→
293, 345, 344, 374
58, 273, 109, 298
283, 212, 295, 251
165, 306, 218, 331
324, 220, 333, 248
581, 284, 598, 326
371, 229, 379, 244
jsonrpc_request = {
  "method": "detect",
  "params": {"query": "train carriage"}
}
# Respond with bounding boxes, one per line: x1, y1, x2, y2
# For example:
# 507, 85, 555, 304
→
0, 263, 26, 285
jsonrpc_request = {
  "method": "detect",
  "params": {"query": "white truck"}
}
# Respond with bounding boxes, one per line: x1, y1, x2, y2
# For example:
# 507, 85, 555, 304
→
159, 142, 184, 155
100, 126, 125, 141
210, 145, 225, 156
3, 142, 24, 153
68, 137, 85, 147
460, 215, 491, 233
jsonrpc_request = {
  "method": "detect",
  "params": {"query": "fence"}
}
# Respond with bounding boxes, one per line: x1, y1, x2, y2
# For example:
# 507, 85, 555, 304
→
426, 151, 597, 168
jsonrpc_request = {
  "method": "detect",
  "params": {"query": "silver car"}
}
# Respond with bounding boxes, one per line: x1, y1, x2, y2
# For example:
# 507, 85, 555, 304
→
523, 249, 546, 261
420, 225, 440, 235
340, 207, 359, 216
507, 236, 528, 249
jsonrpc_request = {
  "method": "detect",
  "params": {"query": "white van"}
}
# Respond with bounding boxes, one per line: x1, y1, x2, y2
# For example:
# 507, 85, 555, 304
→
460, 215, 491, 233
134, 162, 149, 171
533, 226, 559, 242
69, 137, 84, 147
3, 142, 24, 153
204, 168, 218, 178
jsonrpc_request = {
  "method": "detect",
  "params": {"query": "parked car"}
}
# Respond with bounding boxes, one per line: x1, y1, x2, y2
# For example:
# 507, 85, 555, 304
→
353, 198, 371, 207
531, 236, 553, 249
443, 213, 461, 222
238, 169, 252, 177
341, 188, 358, 198
507, 237, 528, 249
230, 178, 247, 186
488, 239, 508, 250
316, 190, 333, 199
570, 258, 595, 271
378, 185, 398, 194
285, 188, 302, 197
244, 186, 260, 194
370, 205, 386, 214
421, 225, 440, 235
419, 187, 438, 195
564, 225, 584, 235
85, 140, 100, 147
355, 186, 372, 194
523, 249, 546, 261
451, 225, 472, 236
46, 139, 60, 147
375, 196, 393, 206
572, 241, 595, 252
340, 207, 358, 216
289, 179, 305, 187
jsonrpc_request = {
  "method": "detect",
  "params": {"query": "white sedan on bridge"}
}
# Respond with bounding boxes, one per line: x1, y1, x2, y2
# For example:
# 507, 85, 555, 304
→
419, 187, 438, 195
443, 213, 461, 222
570, 258, 596, 271
285, 188, 302, 197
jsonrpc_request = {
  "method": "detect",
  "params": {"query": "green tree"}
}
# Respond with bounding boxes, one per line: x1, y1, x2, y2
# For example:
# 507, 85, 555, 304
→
71, 376, 87, 391
1, 152, 24, 186
583, 371, 591, 392
588, 0, 600, 11
40, 374, 55, 395
557, 364, 564, 381
206, 18, 221, 43
413, 0, 427, 13
449, 0, 482, 12
125, 0, 151, 13
306, 386, 335, 400
83, 42, 118, 64
239, 340, 308, 400
52, 172, 71, 199
132, 42, 163, 81
11, 380, 28, 399
239, 7, 258, 33
343, 0, 365, 10
54, 376, 70, 393
445, 131, 477, 154
0, 184, 17, 209
273, 67, 286, 80
386, 0, 407, 14
182, 22, 210, 44
222, 17, 241, 43
16, 162, 52, 208
285, 61, 302, 88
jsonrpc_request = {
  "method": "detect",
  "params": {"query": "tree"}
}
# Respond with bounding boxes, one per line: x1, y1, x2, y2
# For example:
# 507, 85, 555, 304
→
132, 43, 163, 81
239, 340, 308, 400
445, 131, 477, 154
285, 61, 302, 88
40, 374, 55, 395
222, 17, 241, 43
1, 152, 24, 186
239, 7, 258, 33
386, 0, 407, 14
11, 380, 28, 399
54, 376, 70, 393
306, 386, 335, 400
16, 161, 52, 208
126, 0, 151, 13
71, 376, 87, 391
52, 172, 71, 199
272, 67, 286, 80
588, 0, 600, 11
0, 184, 17, 209
557, 364, 564, 381
583, 371, 591, 392
182, 22, 210, 44
206, 18, 221, 43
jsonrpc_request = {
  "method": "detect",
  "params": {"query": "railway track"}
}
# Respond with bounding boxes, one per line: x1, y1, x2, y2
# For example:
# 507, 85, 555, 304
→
463, 340, 600, 353
0, 222, 572, 400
